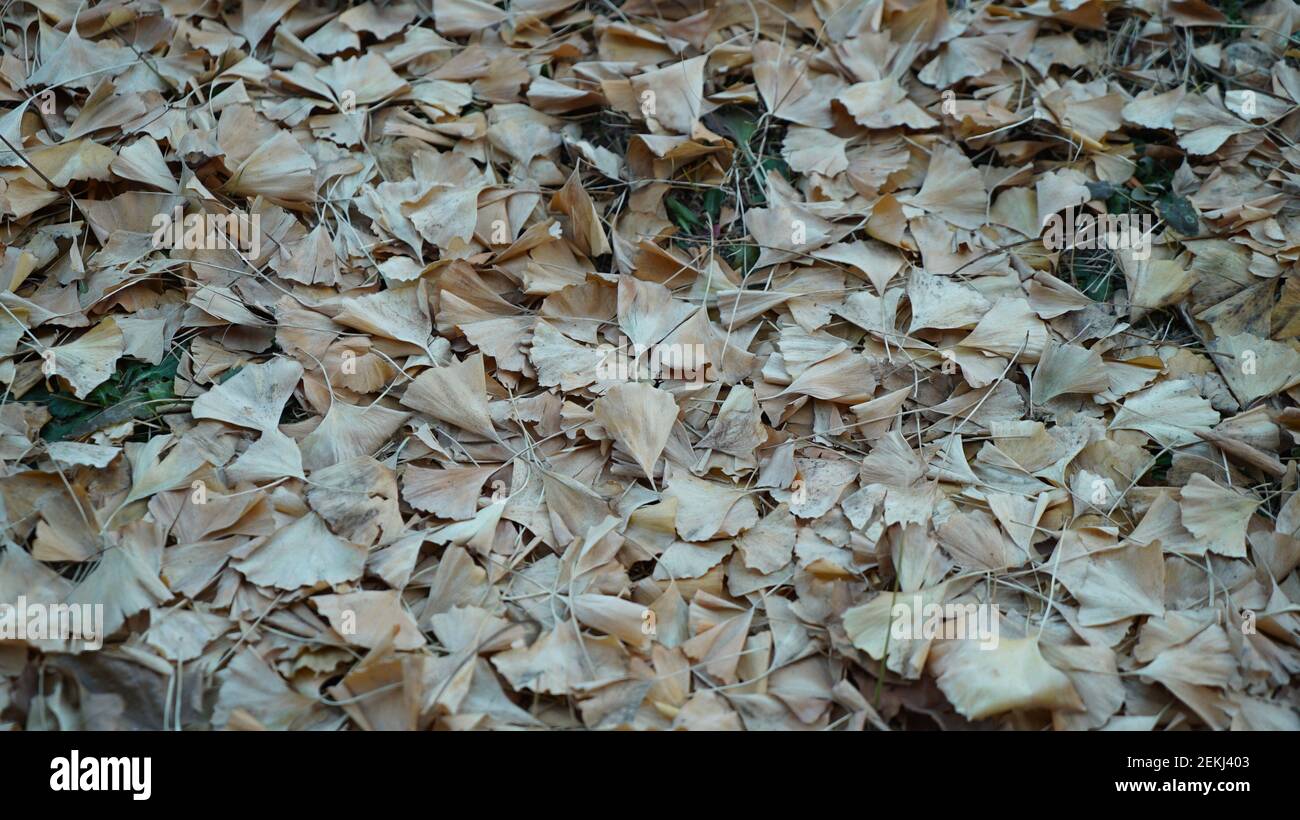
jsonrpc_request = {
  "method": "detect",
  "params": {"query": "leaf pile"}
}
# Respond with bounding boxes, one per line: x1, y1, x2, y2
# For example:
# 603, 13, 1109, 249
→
1, 0, 1299, 730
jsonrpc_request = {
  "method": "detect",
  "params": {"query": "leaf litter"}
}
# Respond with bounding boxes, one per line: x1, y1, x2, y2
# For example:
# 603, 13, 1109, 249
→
0, 0, 1299, 731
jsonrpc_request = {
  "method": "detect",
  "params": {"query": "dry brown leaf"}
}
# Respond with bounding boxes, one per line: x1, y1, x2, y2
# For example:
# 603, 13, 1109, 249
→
3, 0, 1296, 735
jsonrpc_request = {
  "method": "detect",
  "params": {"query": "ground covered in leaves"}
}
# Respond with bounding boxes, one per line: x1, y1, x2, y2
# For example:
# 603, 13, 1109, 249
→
2, 0, 1299, 730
